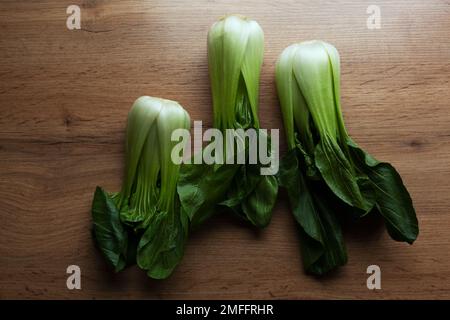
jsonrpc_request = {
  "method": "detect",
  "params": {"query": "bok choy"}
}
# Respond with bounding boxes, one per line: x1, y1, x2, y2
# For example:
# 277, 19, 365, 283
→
178, 15, 278, 228
276, 41, 418, 275
92, 96, 191, 279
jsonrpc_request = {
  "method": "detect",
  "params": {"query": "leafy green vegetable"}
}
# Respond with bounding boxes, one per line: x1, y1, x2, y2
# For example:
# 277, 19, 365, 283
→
178, 162, 239, 229
276, 40, 418, 274
279, 148, 347, 275
92, 186, 130, 272
346, 140, 418, 243
137, 209, 189, 279
178, 15, 278, 228
220, 163, 278, 228
92, 96, 191, 279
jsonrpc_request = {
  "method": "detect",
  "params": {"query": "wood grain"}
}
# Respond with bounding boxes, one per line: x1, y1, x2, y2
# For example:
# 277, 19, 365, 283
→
1, 0, 449, 299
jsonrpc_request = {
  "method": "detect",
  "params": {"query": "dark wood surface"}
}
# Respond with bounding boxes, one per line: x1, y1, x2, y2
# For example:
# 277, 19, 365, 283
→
1, 0, 449, 299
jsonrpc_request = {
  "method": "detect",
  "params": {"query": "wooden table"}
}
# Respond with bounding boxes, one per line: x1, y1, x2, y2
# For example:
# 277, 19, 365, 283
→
1, 0, 449, 299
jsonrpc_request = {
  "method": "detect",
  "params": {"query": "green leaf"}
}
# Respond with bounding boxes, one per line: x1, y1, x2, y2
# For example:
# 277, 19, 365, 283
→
241, 175, 278, 228
279, 149, 347, 275
91, 186, 129, 272
179, 158, 278, 229
315, 135, 374, 212
137, 211, 188, 279
220, 164, 259, 208
221, 164, 278, 228
347, 140, 419, 243
177, 162, 240, 228
306, 190, 347, 275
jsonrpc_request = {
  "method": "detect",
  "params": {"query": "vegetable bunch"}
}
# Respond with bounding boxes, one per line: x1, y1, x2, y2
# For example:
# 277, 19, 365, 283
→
92, 96, 190, 279
91, 16, 419, 280
276, 41, 418, 274
178, 15, 278, 228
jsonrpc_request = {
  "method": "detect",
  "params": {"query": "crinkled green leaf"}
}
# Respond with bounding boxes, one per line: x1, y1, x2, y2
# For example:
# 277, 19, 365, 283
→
241, 175, 278, 228
347, 140, 418, 243
306, 190, 347, 275
279, 148, 347, 275
137, 209, 188, 279
91, 186, 129, 272
315, 135, 373, 212
178, 161, 239, 228
221, 164, 277, 228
